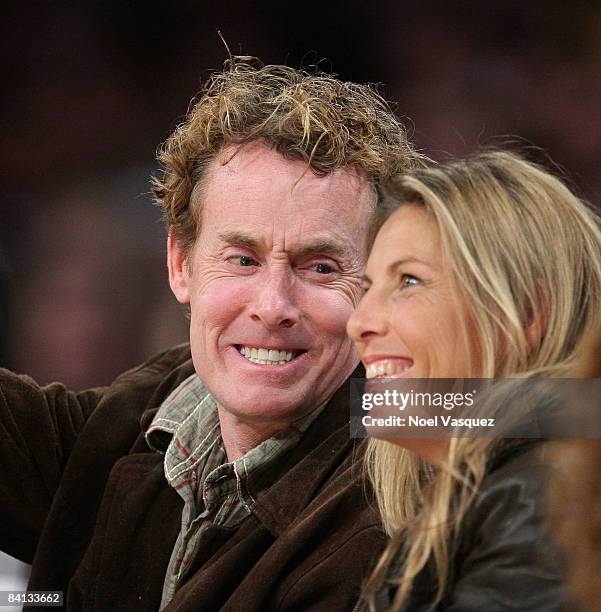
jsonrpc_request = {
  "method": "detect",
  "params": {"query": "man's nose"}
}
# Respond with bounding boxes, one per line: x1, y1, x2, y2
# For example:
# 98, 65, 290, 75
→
347, 291, 388, 344
249, 268, 300, 330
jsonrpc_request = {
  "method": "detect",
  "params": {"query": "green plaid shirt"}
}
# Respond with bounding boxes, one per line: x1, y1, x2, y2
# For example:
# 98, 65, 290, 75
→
145, 374, 324, 609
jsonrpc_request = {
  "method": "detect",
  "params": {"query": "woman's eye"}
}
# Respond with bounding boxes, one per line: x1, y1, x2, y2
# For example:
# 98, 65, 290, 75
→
313, 262, 335, 274
400, 274, 420, 287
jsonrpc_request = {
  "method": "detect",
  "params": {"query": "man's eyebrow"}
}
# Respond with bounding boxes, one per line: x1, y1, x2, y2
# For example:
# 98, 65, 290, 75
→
291, 240, 347, 260
217, 231, 260, 249
218, 232, 347, 259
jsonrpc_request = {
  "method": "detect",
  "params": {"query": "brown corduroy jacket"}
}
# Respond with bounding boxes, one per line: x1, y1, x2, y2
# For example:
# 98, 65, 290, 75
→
0, 344, 385, 611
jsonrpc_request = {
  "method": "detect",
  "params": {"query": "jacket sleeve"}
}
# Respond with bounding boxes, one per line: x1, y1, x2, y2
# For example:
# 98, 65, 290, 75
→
443, 448, 569, 612
0, 369, 102, 562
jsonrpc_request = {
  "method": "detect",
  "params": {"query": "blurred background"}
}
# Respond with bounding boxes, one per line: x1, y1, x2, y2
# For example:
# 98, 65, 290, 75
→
1, 0, 601, 594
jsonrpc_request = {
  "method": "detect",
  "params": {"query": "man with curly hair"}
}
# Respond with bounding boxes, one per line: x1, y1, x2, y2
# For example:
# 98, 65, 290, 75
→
0, 58, 417, 610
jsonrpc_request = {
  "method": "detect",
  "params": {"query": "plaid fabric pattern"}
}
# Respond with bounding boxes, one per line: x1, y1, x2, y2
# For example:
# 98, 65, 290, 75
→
145, 374, 324, 609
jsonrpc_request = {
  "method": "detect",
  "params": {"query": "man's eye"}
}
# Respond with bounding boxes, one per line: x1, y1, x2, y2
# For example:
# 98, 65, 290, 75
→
231, 255, 258, 266
400, 274, 420, 287
313, 263, 335, 274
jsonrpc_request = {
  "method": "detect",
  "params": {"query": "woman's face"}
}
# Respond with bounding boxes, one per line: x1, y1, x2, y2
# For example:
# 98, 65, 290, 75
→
347, 204, 475, 379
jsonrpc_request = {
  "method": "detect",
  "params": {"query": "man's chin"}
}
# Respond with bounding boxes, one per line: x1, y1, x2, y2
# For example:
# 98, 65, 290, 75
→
216, 392, 316, 426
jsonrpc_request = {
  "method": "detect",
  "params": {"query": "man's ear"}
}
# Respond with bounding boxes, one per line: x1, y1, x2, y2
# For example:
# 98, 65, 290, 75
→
167, 234, 191, 304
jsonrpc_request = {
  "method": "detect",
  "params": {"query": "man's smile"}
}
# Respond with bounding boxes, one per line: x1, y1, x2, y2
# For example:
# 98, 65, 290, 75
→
229, 344, 310, 370
236, 345, 307, 365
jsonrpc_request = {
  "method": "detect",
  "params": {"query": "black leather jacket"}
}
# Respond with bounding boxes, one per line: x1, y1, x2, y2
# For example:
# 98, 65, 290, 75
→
362, 441, 570, 611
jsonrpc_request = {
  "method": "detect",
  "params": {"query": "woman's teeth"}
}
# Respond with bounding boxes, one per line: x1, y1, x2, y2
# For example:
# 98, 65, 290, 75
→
365, 359, 411, 379
239, 346, 295, 365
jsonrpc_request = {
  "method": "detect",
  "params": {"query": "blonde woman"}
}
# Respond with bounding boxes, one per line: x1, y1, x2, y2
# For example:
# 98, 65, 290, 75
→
347, 151, 601, 611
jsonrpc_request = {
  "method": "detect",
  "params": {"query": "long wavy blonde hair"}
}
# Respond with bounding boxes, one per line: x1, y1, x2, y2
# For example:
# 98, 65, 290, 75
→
363, 150, 601, 611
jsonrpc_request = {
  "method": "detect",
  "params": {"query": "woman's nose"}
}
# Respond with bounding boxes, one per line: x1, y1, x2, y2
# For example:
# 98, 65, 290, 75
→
347, 291, 388, 344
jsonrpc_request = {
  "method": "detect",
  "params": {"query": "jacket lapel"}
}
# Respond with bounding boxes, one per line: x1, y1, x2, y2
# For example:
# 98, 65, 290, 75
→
250, 366, 365, 536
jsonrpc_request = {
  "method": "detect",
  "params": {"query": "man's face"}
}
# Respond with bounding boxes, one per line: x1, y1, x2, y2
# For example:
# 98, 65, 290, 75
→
168, 142, 374, 426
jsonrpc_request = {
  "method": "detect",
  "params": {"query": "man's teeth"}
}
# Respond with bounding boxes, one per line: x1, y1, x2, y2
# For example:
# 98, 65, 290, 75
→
365, 360, 410, 379
239, 346, 294, 365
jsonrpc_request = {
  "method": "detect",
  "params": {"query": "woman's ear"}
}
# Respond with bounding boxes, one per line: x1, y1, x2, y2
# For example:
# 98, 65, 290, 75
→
167, 234, 191, 304
525, 283, 549, 350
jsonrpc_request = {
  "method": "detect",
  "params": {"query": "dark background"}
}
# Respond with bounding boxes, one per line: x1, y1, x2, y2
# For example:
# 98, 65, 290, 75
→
2, 0, 601, 389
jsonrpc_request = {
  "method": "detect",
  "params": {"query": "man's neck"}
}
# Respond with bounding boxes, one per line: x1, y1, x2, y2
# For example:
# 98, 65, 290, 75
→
217, 406, 296, 462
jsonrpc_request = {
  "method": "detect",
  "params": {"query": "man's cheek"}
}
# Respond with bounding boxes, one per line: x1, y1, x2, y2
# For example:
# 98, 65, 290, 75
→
191, 280, 249, 324
307, 293, 356, 343
325, 294, 357, 332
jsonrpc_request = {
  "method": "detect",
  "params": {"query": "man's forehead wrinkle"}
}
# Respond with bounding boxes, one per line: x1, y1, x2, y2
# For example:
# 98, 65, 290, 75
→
278, 207, 360, 257
215, 141, 370, 189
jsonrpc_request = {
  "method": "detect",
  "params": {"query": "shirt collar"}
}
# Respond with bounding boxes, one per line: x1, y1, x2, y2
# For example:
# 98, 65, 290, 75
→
144, 364, 366, 536
145, 373, 327, 497
145, 373, 212, 454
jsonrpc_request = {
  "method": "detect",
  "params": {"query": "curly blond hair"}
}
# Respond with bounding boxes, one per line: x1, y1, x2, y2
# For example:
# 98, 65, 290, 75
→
152, 57, 419, 252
